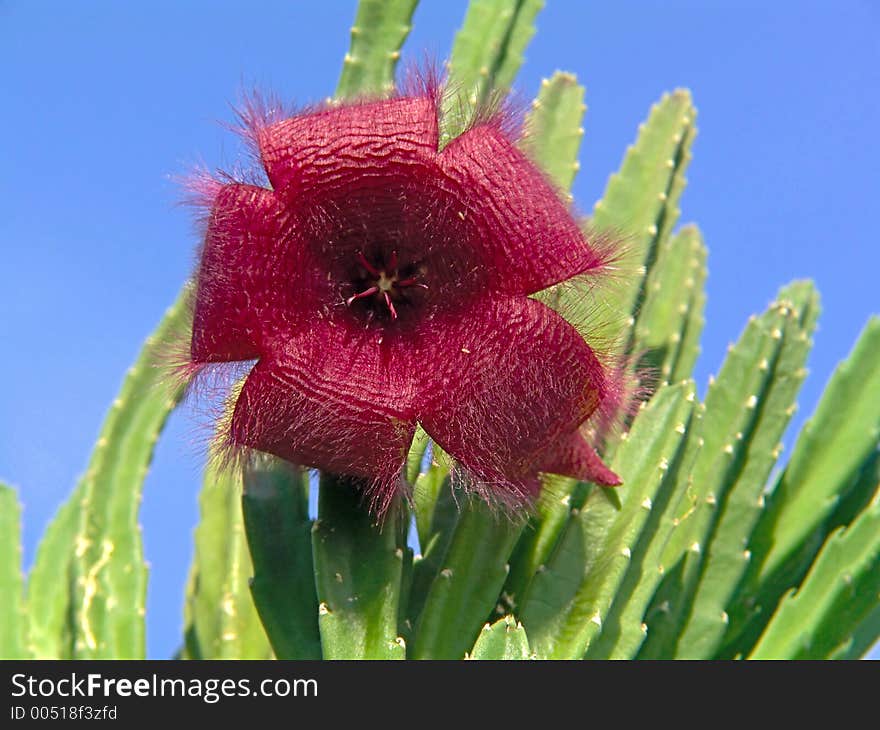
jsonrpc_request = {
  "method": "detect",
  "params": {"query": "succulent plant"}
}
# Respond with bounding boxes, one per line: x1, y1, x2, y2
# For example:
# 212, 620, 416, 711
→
2, 0, 878, 661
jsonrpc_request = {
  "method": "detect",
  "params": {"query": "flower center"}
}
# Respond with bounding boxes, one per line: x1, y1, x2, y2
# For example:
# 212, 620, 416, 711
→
376, 271, 396, 293
345, 250, 427, 321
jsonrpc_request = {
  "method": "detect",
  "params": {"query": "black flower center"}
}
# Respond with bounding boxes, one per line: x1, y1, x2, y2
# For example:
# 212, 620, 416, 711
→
345, 250, 428, 322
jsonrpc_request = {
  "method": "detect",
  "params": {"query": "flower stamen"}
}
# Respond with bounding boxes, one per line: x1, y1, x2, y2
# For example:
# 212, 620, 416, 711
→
395, 277, 429, 290
345, 250, 428, 320
383, 291, 398, 320
356, 250, 381, 277
346, 285, 380, 306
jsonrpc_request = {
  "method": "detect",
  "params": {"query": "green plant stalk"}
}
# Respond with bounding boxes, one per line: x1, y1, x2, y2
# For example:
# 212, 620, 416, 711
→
406, 474, 457, 634
411, 499, 523, 659
520, 71, 586, 193
669, 236, 708, 384
639, 314, 776, 656
673, 284, 817, 658
312, 474, 406, 659
520, 382, 694, 658
468, 615, 532, 659
502, 475, 590, 613
594, 90, 695, 326
242, 457, 321, 660
749, 491, 880, 659
412, 441, 452, 551
442, 0, 545, 143
635, 224, 708, 385
808, 516, 880, 659
825, 450, 880, 545
407, 438, 455, 641
0, 484, 27, 659
69, 291, 190, 659
184, 461, 271, 659
638, 289, 814, 659
585, 403, 702, 659
830, 602, 880, 660
336, 0, 418, 99
397, 544, 416, 643
25, 485, 82, 658
723, 316, 880, 656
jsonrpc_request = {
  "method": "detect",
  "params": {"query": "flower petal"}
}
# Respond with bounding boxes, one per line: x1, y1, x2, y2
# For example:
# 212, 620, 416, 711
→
191, 183, 328, 363
416, 295, 613, 501
537, 429, 621, 487
230, 315, 418, 492
437, 123, 608, 295
258, 95, 439, 194
255, 96, 467, 301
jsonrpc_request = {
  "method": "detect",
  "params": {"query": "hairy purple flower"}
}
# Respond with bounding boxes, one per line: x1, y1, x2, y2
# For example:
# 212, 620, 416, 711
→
185, 79, 627, 514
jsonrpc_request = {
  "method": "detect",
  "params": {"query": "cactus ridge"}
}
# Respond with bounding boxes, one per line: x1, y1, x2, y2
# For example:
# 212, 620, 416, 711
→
442, 0, 545, 143
67, 292, 189, 659
184, 462, 271, 659
468, 615, 533, 659
242, 458, 322, 659
722, 315, 880, 657
520, 382, 695, 658
0, 484, 27, 659
336, 0, 418, 99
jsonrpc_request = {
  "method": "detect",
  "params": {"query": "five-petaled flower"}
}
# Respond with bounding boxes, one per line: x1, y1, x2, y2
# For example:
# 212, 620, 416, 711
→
186, 79, 626, 515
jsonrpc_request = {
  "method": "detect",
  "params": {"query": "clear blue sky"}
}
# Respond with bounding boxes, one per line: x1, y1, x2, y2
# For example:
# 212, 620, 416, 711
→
2, 1, 877, 659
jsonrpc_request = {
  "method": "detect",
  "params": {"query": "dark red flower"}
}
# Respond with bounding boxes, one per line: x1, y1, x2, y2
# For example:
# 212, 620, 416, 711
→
187, 80, 625, 514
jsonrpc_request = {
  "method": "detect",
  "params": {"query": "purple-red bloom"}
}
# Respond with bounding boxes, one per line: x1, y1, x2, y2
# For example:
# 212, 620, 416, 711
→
186, 80, 625, 514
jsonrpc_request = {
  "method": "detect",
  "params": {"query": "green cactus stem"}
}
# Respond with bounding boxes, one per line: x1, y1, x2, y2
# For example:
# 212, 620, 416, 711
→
593, 90, 696, 350
520, 382, 695, 658
242, 457, 321, 660
311, 475, 407, 659
468, 615, 532, 659
24, 486, 82, 658
69, 291, 189, 659
520, 71, 586, 194
635, 224, 708, 385
673, 283, 818, 659
442, 0, 545, 144
723, 315, 880, 657
0, 483, 27, 659
184, 460, 272, 659
639, 285, 817, 659
749, 489, 880, 659
336, 0, 418, 99
411, 498, 523, 659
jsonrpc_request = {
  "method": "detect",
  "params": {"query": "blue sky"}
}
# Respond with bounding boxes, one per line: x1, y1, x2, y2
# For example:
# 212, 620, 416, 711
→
1, 1, 877, 659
